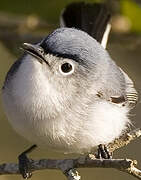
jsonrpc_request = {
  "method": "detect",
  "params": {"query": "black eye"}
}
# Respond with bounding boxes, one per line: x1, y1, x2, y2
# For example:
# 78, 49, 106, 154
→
61, 63, 73, 73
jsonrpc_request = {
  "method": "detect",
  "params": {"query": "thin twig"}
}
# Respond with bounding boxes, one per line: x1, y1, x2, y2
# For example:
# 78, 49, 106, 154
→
108, 128, 141, 152
0, 158, 141, 179
0, 128, 141, 180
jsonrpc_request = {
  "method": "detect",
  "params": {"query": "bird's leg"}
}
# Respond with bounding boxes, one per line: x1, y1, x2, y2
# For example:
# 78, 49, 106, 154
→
96, 144, 112, 159
18, 144, 37, 179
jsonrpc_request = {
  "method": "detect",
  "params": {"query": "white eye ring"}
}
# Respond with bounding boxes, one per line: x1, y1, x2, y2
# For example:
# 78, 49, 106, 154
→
59, 62, 75, 75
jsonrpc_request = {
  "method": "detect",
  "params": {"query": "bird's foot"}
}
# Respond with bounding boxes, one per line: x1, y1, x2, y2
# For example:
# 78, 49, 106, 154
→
18, 153, 32, 179
18, 145, 37, 179
96, 144, 112, 159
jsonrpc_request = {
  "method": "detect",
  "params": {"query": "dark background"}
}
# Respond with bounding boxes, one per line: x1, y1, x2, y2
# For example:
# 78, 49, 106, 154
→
0, 0, 141, 180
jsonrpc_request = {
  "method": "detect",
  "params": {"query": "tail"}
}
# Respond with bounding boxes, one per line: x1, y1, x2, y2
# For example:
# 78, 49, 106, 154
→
60, 2, 111, 48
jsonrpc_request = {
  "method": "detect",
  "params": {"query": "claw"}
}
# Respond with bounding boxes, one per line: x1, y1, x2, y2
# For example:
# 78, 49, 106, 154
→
18, 145, 37, 179
18, 153, 32, 179
97, 144, 112, 159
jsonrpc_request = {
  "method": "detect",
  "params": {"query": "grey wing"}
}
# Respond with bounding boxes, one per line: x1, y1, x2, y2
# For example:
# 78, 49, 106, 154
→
120, 68, 138, 108
97, 68, 138, 109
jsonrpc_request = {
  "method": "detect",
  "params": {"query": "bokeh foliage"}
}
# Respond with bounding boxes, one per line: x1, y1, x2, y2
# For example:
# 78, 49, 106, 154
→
0, 0, 141, 33
121, 0, 141, 33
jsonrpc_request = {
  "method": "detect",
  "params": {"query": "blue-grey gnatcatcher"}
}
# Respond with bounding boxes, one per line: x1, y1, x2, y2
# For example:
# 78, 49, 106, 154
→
1, 2, 138, 179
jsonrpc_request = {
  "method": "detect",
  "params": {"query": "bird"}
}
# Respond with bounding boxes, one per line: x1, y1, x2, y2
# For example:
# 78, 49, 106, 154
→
1, 2, 138, 179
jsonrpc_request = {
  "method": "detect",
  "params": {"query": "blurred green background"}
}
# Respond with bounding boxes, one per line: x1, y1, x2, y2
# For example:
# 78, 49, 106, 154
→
0, 0, 141, 180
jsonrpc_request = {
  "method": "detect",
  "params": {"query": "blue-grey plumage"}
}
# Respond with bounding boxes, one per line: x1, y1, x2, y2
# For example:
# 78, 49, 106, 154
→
2, 27, 137, 154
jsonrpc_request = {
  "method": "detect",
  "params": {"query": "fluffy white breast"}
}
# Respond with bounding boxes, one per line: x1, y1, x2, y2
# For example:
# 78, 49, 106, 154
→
2, 55, 130, 154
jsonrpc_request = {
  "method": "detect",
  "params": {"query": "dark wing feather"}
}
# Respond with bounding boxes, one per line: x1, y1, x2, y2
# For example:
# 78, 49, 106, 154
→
120, 69, 138, 108
109, 69, 138, 108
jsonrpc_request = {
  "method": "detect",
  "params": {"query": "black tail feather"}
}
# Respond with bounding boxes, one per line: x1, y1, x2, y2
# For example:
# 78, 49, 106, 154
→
60, 2, 111, 44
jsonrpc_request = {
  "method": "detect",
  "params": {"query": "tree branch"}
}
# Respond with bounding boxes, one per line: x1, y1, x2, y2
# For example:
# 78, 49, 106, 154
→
108, 128, 141, 152
0, 128, 141, 180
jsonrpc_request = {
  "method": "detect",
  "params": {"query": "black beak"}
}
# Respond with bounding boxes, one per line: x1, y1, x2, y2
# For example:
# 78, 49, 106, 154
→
21, 43, 48, 64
